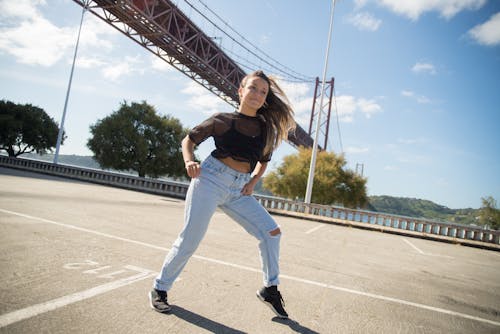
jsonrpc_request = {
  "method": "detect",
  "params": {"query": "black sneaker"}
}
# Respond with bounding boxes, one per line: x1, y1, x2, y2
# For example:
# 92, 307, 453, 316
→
149, 289, 171, 313
256, 286, 288, 319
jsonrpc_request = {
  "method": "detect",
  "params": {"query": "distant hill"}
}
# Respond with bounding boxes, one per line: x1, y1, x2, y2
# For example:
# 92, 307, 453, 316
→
19, 153, 188, 182
22, 153, 102, 170
368, 195, 478, 225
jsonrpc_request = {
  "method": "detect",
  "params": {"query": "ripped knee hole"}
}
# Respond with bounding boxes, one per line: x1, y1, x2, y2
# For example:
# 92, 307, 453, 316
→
269, 228, 281, 236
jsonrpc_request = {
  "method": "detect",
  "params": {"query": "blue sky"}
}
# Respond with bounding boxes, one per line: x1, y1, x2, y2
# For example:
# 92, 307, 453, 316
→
0, 0, 499, 209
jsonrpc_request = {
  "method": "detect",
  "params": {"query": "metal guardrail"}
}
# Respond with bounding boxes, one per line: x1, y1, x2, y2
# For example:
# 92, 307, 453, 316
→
1, 155, 498, 250
0, 155, 188, 199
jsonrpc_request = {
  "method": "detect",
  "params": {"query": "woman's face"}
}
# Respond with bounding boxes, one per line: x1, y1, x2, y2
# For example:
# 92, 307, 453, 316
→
239, 76, 269, 112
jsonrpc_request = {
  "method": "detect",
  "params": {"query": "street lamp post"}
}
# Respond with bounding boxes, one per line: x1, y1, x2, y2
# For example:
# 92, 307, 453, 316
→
304, 0, 336, 204
54, 3, 87, 164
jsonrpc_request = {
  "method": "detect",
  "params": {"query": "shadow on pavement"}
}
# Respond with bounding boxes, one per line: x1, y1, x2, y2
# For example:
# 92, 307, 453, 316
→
272, 317, 321, 334
169, 305, 247, 334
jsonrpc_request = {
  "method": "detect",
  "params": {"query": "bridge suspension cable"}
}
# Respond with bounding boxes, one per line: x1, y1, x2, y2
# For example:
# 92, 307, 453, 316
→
332, 88, 344, 154
180, 0, 315, 83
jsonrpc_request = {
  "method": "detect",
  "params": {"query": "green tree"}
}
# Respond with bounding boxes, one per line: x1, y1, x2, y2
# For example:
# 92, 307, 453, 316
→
87, 101, 188, 178
478, 196, 500, 230
0, 100, 63, 157
263, 147, 368, 208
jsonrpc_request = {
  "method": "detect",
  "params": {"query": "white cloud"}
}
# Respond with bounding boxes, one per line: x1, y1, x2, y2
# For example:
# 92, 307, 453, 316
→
397, 137, 429, 145
279, 81, 313, 126
468, 12, 500, 46
275, 81, 382, 127
0, 0, 45, 20
354, 0, 369, 10
76, 56, 106, 69
79, 15, 116, 51
151, 56, 174, 72
376, 0, 486, 20
347, 12, 382, 31
412, 62, 437, 75
334, 95, 356, 122
0, 14, 74, 66
0, 0, 116, 67
397, 153, 430, 164
384, 165, 399, 171
334, 94, 382, 121
401, 90, 414, 97
102, 62, 132, 82
416, 95, 432, 104
181, 81, 230, 116
357, 98, 382, 118
346, 146, 369, 154
401, 90, 432, 104
101, 56, 144, 82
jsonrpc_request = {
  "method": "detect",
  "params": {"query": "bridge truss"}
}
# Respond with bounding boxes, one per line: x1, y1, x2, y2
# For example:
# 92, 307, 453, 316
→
309, 77, 334, 150
72, 0, 314, 148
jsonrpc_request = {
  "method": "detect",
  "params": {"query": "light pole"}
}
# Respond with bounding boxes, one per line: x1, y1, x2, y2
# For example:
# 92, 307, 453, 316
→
304, 0, 336, 204
54, 3, 87, 164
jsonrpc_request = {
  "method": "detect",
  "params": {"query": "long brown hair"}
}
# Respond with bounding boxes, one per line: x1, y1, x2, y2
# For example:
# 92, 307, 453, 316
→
240, 70, 296, 156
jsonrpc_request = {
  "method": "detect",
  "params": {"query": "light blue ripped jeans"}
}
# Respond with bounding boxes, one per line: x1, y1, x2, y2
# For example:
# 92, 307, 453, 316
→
154, 155, 281, 291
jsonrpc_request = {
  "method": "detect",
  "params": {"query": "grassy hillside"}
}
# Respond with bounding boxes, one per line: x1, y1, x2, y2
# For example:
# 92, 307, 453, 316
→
22, 153, 102, 169
368, 195, 478, 225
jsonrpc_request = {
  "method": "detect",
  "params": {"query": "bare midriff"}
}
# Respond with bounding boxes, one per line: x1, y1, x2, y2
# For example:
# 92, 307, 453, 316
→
218, 156, 252, 173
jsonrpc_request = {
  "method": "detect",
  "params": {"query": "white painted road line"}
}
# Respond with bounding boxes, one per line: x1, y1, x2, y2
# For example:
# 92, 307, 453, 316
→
278, 274, 500, 327
0, 208, 169, 252
0, 266, 156, 328
1, 208, 499, 327
403, 238, 425, 254
305, 224, 325, 234
402, 238, 454, 259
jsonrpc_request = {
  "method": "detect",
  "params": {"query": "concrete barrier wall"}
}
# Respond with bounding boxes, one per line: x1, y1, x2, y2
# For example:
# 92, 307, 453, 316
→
1, 155, 498, 250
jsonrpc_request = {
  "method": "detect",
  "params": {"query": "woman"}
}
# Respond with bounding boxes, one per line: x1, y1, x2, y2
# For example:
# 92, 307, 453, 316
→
149, 70, 295, 319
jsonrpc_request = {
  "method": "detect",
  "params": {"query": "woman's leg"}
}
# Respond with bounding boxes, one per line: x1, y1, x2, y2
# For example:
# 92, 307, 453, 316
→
153, 174, 219, 291
221, 195, 288, 318
221, 195, 281, 287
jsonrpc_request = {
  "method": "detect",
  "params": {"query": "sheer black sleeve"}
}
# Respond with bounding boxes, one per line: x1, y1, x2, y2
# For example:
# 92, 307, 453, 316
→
188, 113, 218, 145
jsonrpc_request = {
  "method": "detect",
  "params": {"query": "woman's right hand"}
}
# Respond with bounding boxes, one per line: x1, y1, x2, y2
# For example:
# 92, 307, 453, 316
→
185, 160, 201, 178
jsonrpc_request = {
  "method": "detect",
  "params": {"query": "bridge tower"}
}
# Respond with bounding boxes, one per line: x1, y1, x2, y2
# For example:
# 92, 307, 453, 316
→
308, 77, 334, 151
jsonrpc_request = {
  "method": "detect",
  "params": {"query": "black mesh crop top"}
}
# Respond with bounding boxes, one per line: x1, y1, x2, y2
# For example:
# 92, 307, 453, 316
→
188, 112, 272, 171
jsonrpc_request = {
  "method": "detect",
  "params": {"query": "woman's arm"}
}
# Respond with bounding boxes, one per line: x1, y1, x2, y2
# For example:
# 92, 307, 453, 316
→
182, 135, 201, 178
241, 161, 268, 195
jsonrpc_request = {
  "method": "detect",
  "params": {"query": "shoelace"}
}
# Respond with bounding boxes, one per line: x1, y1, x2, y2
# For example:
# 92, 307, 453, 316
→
156, 291, 168, 302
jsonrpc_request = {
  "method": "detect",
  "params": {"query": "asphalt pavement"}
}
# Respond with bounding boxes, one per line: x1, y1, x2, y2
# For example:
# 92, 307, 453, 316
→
1, 167, 499, 333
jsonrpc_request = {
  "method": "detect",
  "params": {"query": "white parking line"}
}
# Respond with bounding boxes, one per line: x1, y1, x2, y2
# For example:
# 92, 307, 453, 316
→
0, 266, 155, 328
305, 224, 325, 234
403, 238, 425, 254
402, 238, 455, 259
1, 208, 498, 327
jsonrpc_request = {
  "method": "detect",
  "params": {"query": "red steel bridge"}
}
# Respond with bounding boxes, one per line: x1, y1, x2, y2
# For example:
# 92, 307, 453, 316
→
73, 0, 334, 149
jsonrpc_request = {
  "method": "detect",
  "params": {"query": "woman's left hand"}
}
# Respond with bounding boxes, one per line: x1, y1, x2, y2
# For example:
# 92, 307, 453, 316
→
241, 182, 255, 196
